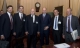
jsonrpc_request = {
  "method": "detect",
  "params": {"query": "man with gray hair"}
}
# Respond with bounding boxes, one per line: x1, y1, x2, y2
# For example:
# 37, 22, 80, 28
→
63, 8, 80, 42
25, 8, 40, 48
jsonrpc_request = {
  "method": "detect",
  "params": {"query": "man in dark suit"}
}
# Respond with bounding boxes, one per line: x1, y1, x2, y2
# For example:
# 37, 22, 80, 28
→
0, 5, 13, 40
0, 10, 4, 26
39, 8, 51, 47
13, 6, 26, 47
25, 8, 40, 48
63, 8, 80, 43
0, 5, 13, 47
79, 16, 80, 24
51, 9, 63, 44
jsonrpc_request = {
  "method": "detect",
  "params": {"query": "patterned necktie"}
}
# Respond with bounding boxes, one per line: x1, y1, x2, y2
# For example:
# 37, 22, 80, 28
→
10, 14, 13, 30
43, 14, 45, 20
21, 14, 23, 20
55, 17, 57, 29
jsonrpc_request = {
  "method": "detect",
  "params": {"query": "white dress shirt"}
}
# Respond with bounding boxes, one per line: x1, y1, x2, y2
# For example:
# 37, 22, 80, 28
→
53, 15, 59, 30
31, 15, 35, 23
7, 12, 13, 21
1, 12, 12, 36
19, 12, 23, 19
7, 12, 11, 18
43, 13, 46, 18
66, 15, 73, 32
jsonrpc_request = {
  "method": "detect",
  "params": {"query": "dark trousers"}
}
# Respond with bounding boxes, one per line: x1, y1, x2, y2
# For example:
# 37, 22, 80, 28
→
27, 34, 37, 48
15, 32, 24, 38
52, 30, 62, 44
40, 30, 49, 46
14, 32, 24, 48
65, 32, 74, 43
5, 30, 13, 48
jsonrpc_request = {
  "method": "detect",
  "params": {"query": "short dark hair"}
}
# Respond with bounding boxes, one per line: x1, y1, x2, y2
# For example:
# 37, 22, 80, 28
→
0, 10, 3, 12
7, 5, 13, 9
18, 5, 24, 9
53, 9, 59, 12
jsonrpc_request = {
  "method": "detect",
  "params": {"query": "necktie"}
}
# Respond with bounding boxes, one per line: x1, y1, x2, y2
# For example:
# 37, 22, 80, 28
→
43, 14, 45, 20
55, 17, 57, 29
10, 14, 13, 30
68, 17, 70, 32
21, 14, 23, 20
33, 15, 35, 23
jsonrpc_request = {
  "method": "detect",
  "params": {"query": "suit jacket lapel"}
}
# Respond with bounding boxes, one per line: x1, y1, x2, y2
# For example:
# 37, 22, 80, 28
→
43, 14, 47, 22
52, 16, 55, 27
23, 14, 25, 19
65, 17, 67, 27
41, 14, 44, 21
33, 15, 36, 23
18, 13, 21, 20
6, 13, 10, 22
30, 15, 33, 22
58, 16, 60, 22
71, 15, 73, 28
22, 14, 25, 20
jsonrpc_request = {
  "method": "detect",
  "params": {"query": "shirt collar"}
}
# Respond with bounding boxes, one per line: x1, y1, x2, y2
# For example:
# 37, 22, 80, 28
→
55, 15, 59, 18
19, 12, 23, 15
31, 14, 35, 17
67, 15, 72, 18
7, 12, 11, 16
43, 13, 46, 16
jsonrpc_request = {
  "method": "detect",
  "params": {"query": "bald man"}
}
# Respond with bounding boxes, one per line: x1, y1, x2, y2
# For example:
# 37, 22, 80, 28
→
63, 8, 80, 43
39, 8, 51, 46
25, 8, 39, 48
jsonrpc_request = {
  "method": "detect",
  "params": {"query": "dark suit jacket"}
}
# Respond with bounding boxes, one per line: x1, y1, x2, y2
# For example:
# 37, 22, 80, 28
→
51, 15, 63, 33
13, 13, 26, 35
78, 16, 80, 24
25, 14, 39, 35
63, 15, 80, 36
39, 13, 51, 32
0, 13, 12, 39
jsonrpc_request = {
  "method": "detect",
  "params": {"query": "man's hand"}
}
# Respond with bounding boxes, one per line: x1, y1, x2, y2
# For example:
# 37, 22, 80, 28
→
13, 32, 16, 36
1, 35, 5, 40
63, 35, 65, 39
37, 32, 40, 37
37, 32, 40, 35
25, 32, 29, 35
44, 26, 49, 30
77, 36, 80, 39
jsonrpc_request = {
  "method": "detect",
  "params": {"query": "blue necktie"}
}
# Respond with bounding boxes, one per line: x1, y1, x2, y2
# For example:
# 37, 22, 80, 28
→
55, 17, 57, 29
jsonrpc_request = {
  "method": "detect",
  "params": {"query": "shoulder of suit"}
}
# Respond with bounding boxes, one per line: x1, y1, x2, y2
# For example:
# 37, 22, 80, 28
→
23, 13, 27, 16
14, 13, 19, 15
39, 14, 42, 16
0, 13, 8, 18
59, 16, 63, 18
2, 13, 7, 16
3, 13, 7, 15
46, 13, 51, 17
63, 16, 67, 20
72, 15, 78, 19
35, 15, 38, 16
27, 14, 31, 16
26, 14, 31, 18
72, 15, 77, 17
